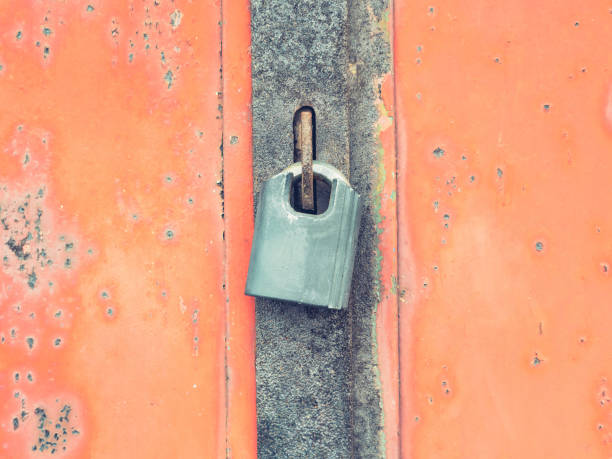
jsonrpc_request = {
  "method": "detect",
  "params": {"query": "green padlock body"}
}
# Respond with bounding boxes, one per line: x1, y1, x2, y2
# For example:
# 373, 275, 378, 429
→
245, 163, 362, 309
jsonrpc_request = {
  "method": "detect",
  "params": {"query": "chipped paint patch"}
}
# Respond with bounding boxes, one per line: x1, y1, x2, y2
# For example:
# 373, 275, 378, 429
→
0, 126, 81, 293
372, 66, 400, 456
0, 122, 89, 455
433, 147, 445, 157
170, 10, 183, 30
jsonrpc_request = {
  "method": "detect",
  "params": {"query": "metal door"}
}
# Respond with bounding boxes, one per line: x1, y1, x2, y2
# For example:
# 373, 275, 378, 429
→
0, 1, 256, 457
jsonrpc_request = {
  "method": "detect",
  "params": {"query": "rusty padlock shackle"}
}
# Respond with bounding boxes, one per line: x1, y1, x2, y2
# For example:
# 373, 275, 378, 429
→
281, 160, 350, 186
277, 160, 350, 218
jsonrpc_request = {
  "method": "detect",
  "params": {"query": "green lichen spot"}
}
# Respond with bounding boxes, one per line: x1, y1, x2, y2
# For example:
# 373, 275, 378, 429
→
54, 310, 62, 318
543, 104, 551, 111
164, 70, 173, 89
26, 337, 34, 349
496, 167, 503, 178
101, 290, 109, 299
28, 270, 37, 289
87, 5, 94, 12
535, 241, 544, 252
391, 275, 399, 295
187, 197, 194, 205
470, 175, 475, 182
16, 31, 22, 40
42, 27, 52, 36
165, 175, 173, 183
106, 307, 113, 316
64, 258, 71, 268
433, 147, 445, 158
230, 135, 239, 145
165, 229, 174, 239
65, 242, 74, 251
128, 53, 133, 63
53, 338, 61, 347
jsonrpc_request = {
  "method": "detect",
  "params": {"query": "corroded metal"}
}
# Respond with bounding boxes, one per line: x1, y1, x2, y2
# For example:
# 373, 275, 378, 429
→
294, 108, 315, 212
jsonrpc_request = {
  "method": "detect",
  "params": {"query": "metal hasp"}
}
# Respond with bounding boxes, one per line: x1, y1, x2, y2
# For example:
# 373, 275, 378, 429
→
294, 107, 315, 212
246, 161, 362, 309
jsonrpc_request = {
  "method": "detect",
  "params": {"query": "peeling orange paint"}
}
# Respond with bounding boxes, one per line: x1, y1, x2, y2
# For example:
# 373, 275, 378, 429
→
375, 60, 400, 459
0, 1, 255, 457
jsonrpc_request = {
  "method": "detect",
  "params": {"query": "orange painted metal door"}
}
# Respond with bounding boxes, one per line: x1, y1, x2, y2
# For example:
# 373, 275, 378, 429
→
393, 0, 612, 457
0, 1, 255, 457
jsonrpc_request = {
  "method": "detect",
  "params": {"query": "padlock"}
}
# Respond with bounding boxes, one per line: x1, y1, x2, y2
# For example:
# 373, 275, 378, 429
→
245, 160, 362, 309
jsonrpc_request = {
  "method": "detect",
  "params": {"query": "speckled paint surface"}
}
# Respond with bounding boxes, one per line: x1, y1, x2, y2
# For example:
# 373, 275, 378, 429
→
0, 1, 255, 457
395, 1, 612, 457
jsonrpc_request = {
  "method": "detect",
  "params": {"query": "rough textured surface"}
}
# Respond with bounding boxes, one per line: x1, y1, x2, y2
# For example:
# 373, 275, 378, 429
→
251, 0, 392, 457
346, 1, 392, 457
251, 0, 351, 178
251, 2, 352, 457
